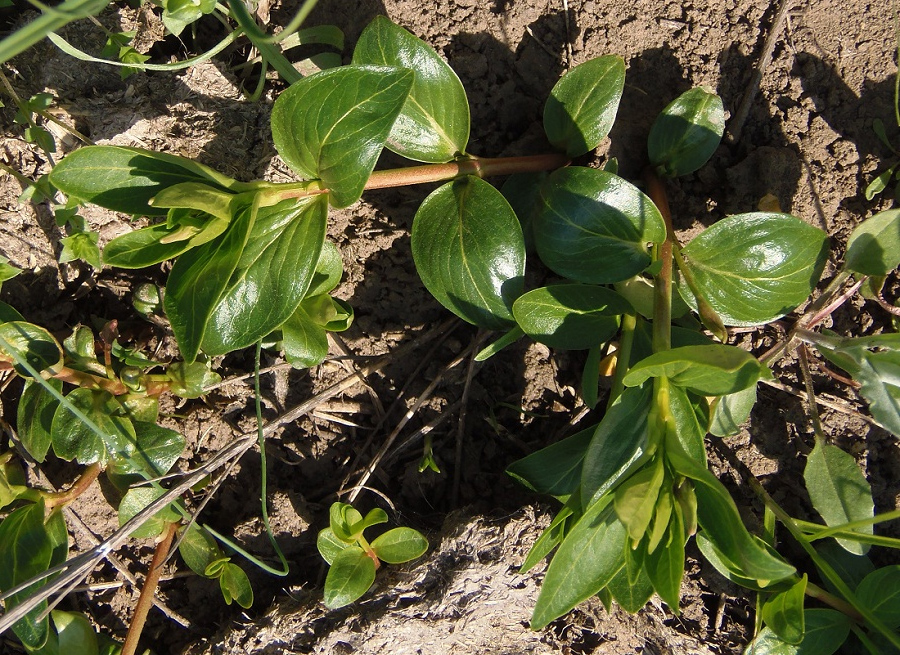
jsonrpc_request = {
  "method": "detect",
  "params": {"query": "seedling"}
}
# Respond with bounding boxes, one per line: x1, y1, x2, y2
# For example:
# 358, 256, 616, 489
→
317, 502, 427, 608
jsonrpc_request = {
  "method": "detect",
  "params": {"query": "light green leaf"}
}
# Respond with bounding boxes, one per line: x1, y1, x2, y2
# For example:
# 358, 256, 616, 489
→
107, 421, 185, 489
665, 385, 708, 466
49, 145, 244, 216
512, 284, 630, 350
271, 65, 413, 207
614, 457, 665, 542
0, 256, 20, 284
543, 55, 626, 157
534, 167, 666, 284
710, 384, 757, 437
149, 181, 236, 220
350, 507, 389, 535
0, 321, 63, 377
164, 200, 254, 362
607, 545, 654, 612
103, 223, 196, 269
645, 507, 685, 609
59, 231, 101, 268
165, 360, 220, 398
317, 527, 352, 565
580, 384, 652, 508
352, 16, 469, 162
624, 344, 767, 396
324, 546, 377, 609
52, 610, 99, 655
306, 240, 344, 298
412, 176, 525, 330
282, 304, 330, 368
219, 562, 253, 608
507, 425, 594, 496
51, 389, 137, 465
865, 166, 896, 201
370, 527, 428, 564
856, 566, 900, 629
804, 441, 874, 555
679, 213, 829, 326
648, 87, 724, 177
762, 574, 807, 645
845, 209, 900, 277
531, 500, 626, 629
0, 455, 38, 509
201, 197, 327, 355
178, 523, 223, 576
117, 486, 180, 539
520, 504, 574, 574
17, 379, 62, 462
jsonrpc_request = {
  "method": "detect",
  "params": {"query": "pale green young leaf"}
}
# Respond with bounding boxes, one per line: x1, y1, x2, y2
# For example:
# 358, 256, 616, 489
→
271, 66, 413, 207
648, 87, 724, 177
665, 385, 708, 466
178, 523, 223, 576
645, 506, 685, 609
352, 16, 470, 162
219, 562, 254, 608
350, 508, 389, 535
710, 384, 757, 437
324, 546, 376, 609
330, 502, 363, 542
0, 256, 20, 283
865, 166, 896, 201
543, 55, 625, 157
507, 425, 594, 496
762, 574, 807, 645
679, 213, 828, 326
0, 456, 39, 509
305, 240, 344, 298
534, 167, 666, 285
370, 527, 428, 564
512, 284, 631, 350
614, 457, 665, 542
59, 231, 101, 268
530, 500, 626, 629
845, 209, 900, 277
103, 223, 196, 269
17, 379, 62, 462
804, 441, 874, 555
165, 360, 221, 398
624, 344, 767, 396
412, 177, 525, 330
318, 527, 351, 565
149, 181, 236, 220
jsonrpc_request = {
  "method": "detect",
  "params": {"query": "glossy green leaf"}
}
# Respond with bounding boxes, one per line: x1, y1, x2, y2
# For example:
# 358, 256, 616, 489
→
0, 321, 63, 376
857, 566, 900, 629
164, 200, 254, 362
686, 467, 795, 585
371, 527, 428, 564
845, 209, 900, 276
646, 506, 685, 609
178, 523, 222, 575
696, 532, 794, 594
614, 457, 664, 542
107, 421, 185, 489
534, 167, 666, 284
412, 177, 525, 330
52, 610, 99, 655
762, 574, 807, 645
531, 500, 626, 629
624, 344, 766, 396
745, 609, 851, 655
679, 213, 828, 326
324, 546, 377, 609
49, 145, 243, 216
607, 544, 654, 612
201, 197, 327, 355
271, 65, 413, 207
350, 507, 389, 535
117, 486, 180, 539
317, 527, 352, 565
512, 284, 630, 350
0, 501, 53, 650
0, 301, 24, 323
219, 562, 253, 608
648, 87, 724, 177
282, 304, 330, 368
149, 181, 235, 220
507, 425, 594, 496
165, 360, 220, 398
581, 384, 652, 508
804, 441, 873, 555
306, 240, 344, 298
103, 223, 195, 269
51, 389, 136, 465
17, 379, 62, 462
501, 172, 548, 252
301, 295, 354, 331
330, 502, 364, 542
352, 16, 469, 162
543, 55, 625, 157
665, 385, 708, 466
710, 384, 757, 437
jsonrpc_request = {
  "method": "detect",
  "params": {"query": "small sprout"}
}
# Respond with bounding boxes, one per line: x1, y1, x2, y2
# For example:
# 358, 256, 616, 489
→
133, 283, 163, 316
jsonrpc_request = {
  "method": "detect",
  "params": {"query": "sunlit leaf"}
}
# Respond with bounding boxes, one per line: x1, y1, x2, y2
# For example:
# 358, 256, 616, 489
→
219, 562, 253, 608
317, 527, 351, 565
324, 546, 376, 608
52, 610, 99, 655
762, 575, 807, 645
0, 321, 63, 377
370, 527, 428, 564
17, 379, 62, 462
51, 389, 137, 465
648, 87, 724, 177
845, 209, 900, 277
118, 486, 180, 539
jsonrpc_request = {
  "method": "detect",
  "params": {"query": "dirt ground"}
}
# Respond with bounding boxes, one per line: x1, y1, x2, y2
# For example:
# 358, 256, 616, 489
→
0, 0, 897, 653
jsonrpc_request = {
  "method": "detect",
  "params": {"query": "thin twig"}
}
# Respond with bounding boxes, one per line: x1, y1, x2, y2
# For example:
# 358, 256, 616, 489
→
759, 378, 881, 427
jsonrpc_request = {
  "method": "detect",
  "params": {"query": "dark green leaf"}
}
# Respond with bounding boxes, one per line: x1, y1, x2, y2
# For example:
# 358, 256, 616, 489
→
0, 501, 53, 650
49, 145, 243, 216
696, 531, 795, 593
317, 527, 351, 565
51, 389, 137, 465
762, 574, 807, 645
352, 16, 469, 162
0, 321, 63, 377
107, 421, 185, 489
607, 544, 654, 613
103, 223, 196, 269
178, 523, 222, 576
508, 425, 594, 496
710, 384, 757, 437
370, 527, 428, 564
501, 172, 548, 252
623, 344, 767, 396
52, 610, 99, 655
306, 240, 344, 298
412, 177, 525, 330
804, 441, 873, 555
117, 486, 180, 539
857, 566, 900, 629
645, 507, 685, 609
17, 379, 62, 462
679, 213, 829, 326
648, 87, 724, 177
164, 200, 254, 362
845, 209, 900, 276
543, 55, 625, 157
531, 500, 627, 629
512, 284, 630, 350
814, 539, 875, 594
581, 384, 652, 508
219, 562, 253, 608
282, 304, 329, 368
324, 546, 377, 608
745, 609, 851, 655
534, 167, 666, 284
271, 65, 413, 207
165, 360, 221, 398
0, 301, 23, 323
202, 197, 327, 355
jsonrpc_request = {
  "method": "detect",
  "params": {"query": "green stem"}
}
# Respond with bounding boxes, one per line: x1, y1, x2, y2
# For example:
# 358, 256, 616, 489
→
226, 0, 302, 84
643, 167, 673, 353
608, 312, 637, 408
805, 581, 865, 623
0, 0, 109, 64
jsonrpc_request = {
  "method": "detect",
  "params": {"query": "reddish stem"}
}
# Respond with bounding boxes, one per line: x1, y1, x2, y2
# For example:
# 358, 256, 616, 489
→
43, 462, 102, 509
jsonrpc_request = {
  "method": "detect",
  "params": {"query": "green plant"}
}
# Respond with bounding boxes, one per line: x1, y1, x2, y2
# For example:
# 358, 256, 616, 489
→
317, 502, 427, 609
1, 12, 898, 654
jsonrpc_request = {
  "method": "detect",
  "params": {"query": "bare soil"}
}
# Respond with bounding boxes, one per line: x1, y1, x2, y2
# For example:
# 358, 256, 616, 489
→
0, 0, 897, 653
